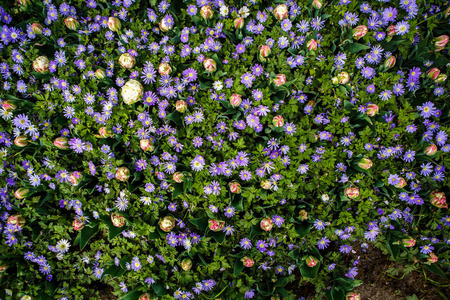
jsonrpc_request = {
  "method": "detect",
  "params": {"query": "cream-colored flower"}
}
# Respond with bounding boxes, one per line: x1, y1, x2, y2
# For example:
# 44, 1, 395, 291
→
118, 53, 135, 69
32, 56, 49, 73
121, 79, 143, 105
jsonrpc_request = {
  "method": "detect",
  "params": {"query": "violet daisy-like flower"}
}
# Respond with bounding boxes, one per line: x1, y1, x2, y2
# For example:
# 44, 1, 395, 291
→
224, 206, 236, 218
272, 215, 284, 227
240, 238, 252, 250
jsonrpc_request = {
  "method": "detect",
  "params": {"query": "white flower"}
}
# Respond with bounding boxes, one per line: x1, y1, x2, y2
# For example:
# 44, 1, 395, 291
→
118, 53, 135, 69
0, 108, 13, 120
121, 79, 143, 105
56, 253, 64, 260
321, 194, 330, 202
219, 5, 229, 17
213, 80, 223, 91
56, 239, 70, 254
238, 6, 250, 18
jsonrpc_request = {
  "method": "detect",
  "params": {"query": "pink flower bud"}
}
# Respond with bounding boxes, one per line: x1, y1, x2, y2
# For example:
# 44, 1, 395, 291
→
98, 127, 111, 138
69, 173, 81, 186
384, 56, 396, 69
18, 0, 32, 7
160, 216, 176, 232
366, 104, 379, 117
259, 45, 271, 61
273, 4, 288, 21
95, 69, 105, 79
111, 213, 127, 228
386, 25, 396, 37
430, 190, 448, 209
434, 35, 449, 50
357, 157, 373, 170
352, 25, 368, 40
203, 58, 217, 73
159, 18, 172, 32
115, 167, 130, 182
72, 218, 85, 231
107, 17, 121, 32
273, 74, 286, 87
344, 187, 359, 199
64, 17, 80, 31
139, 293, 151, 300
401, 237, 415, 247
176, 100, 187, 113
7, 214, 25, 230
395, 177, 407, 189
332, 77, 339, 85
14, 136, 28, 147
173, 172, 184, 183
14, 188, 29, 199
273, 115, 284, 127
230, 94, 242, 107
208, 219, 225, 231
119, 53, 135, 69
229, 182, 241, 194
32, 56, 49, 73
260, 218, 273, 231
234, 17, 244, 29
31, 23, 43, 35
425, 144, 437, 156
337, 71, 350, 84
426, 68, 440, 80
299, 210, 309, 221
346, 292, 361, 300
312, 0, 323, 9
158, 63, 172, 76
140, 139, 155, 152
305, 256, 317, 267
241, 256, 254, 267
2, 100, 16, 112
200, 5, 213, 19
427, 253, 438, 264
54, 137, 69, 149
181, 258, 192, 271
307, 39, 318, 51
261, 180, 272, 189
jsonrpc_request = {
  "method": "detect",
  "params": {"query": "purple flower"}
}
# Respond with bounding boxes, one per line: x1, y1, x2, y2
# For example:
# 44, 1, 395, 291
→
272, 215, 284, 227
256, 240, 268, 253
224, 206, 236, 218
240, 238, 252, 250
318, 237, 330, 250
313, 219, 326, 230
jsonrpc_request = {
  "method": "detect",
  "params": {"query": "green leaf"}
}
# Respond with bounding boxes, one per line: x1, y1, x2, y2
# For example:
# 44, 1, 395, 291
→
234, 258, 245, 275
249, 223, 264, 239
166, 111, 183, 127
172, 183, 184, 198
425, 264, 448, 279
386, 241, 399, 261
190, 217, 209, 231
102, 265, 127, 279
119, 287, 143, 300
299, 262, 320, 279
206, 230, 226, 243
230, 194, 243, 211
344, 43, 370, 53
330, 287, 346, 300
294, 222, 311, 238
80, 223, 100, 250
152, 283, 168, 296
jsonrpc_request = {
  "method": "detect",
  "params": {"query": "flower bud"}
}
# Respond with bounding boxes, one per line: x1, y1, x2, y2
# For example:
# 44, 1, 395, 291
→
366, 104, 379, 117
95, 69, 105, 79
299, 210, 309, 221
32, 56, 49, 73
14, 136, 28, 147
261, 180, 272, 189
401, 237, 415, 247
234, 17, 244, 29
111, 213, 127, 227
430, 190, 448, 209
31, 23, 43, 35
332, 77, 339, 85
64, 17, 80, 31
352, 25, 368, 40
175, 100, 187, 113
158, 63, 172, 76
200, 5, 213, 19
17, 0, 31, 7
445, 6, 450, 18
259, 45, 271, 61
121, 79, 143, 105
139, 294, 151, 300
159, 16, 173, 32
394, 177, 407, 189
425, 144, 437, 156
241, 256, 254, 267
260, 218, 273, 231
337, 71, 350, 84
140, 139, 155, 152
273, 115, 284, 127
160, 216, 176, 232
0, 262, 8, 273
346, 292, 361, 300
230, 94, 242, 107
69, 173, 82, 186
2, 100, 16, 112
7, 214, 25, 230
427, 253, 438, 264
357, 158, 373, 170
15, 188, 29, 199
344, 187, 359, 199
384, 56, 396, 69
426, 68, 440, 80
115, 167, 130, 182
54, 137, 69, 149
273, 74, 286, 87
107, 17, 121, 32
312, 0, 323, 9
386, 25, 396, 37
307, 39, 318, 51
98, 127, 112, 138
434, 35, 449, 51
203, 58, 217, 73
435, 74, 447, 83
305, 256, 317, 267
119, 53, 135, 69
208, 219, 225, 232
72, 218, 85, 231
273, 4, 288, 21
229, 182, 241, 194
173, 172, 184, 183
181, 259, 192, 271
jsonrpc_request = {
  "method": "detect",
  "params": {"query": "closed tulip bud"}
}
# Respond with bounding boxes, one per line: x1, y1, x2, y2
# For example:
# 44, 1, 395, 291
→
435, 74, 447, 83
7, 214, 25, 229
430, 190, 448, 209
107, 17, 121, 32
72, 218, 85, 231
116, 167, 130, 182
69, 173, 82, 186
139, 294, 151, 300
175, 100, 187, 113
208, 219, 225, 231
158, 62, 172, 76
386, 25, 396, 37
64, 17, 80, 31
346, 292, 361, 300
159, 18, 172, 32
203, 58, 217, 73
0, 262, 8, 273
307, 39, 318, 51
140, 139, 154, 152
230, 94, 242, 107
121, 79, 143, 105
259, 45, 271, 61
260, 218, 273, 231
366, 104, 379, 117
337, 71, 350, 84
173, 172, 184, 183
358, 157, 373, 170
425, 144, 437, 156
111, 213, 127, 227
241, 256, 255, 267
434, 35, 449, 50
401, 237, 415, 247
332, 77, 339, 84
119, 53, 135, 69
312, 0, 322, 9
352, 25, 368, 40
305, 256, 317, 267
17, 0, 31, 7
426, 68, 440, 80
273, 74, 286, 87
395, 177, 407, 189
95, 69, 105, 79
14, 136, 28, 147
384, 56, 396, 69
299, 210, 309, 221
234, 17, 244, 29
97, 127, 110, 138
15, 188, 29, 199
272, 115, 284, 127
273, 4, 288, 21
54, 137, 69, 149
31, 23, 43, 35
160, 216, 176, 232
181, 259, 192, 271
229, 182, 241, 194
427, 253, 438, 264
200, 5, 213, 19
3, 100, 16, 112
344, 187, 359, 199
32, 56, 49, 73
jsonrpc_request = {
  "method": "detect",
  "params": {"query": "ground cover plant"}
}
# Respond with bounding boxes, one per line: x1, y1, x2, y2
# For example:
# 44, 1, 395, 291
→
0, 0, 449, 299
